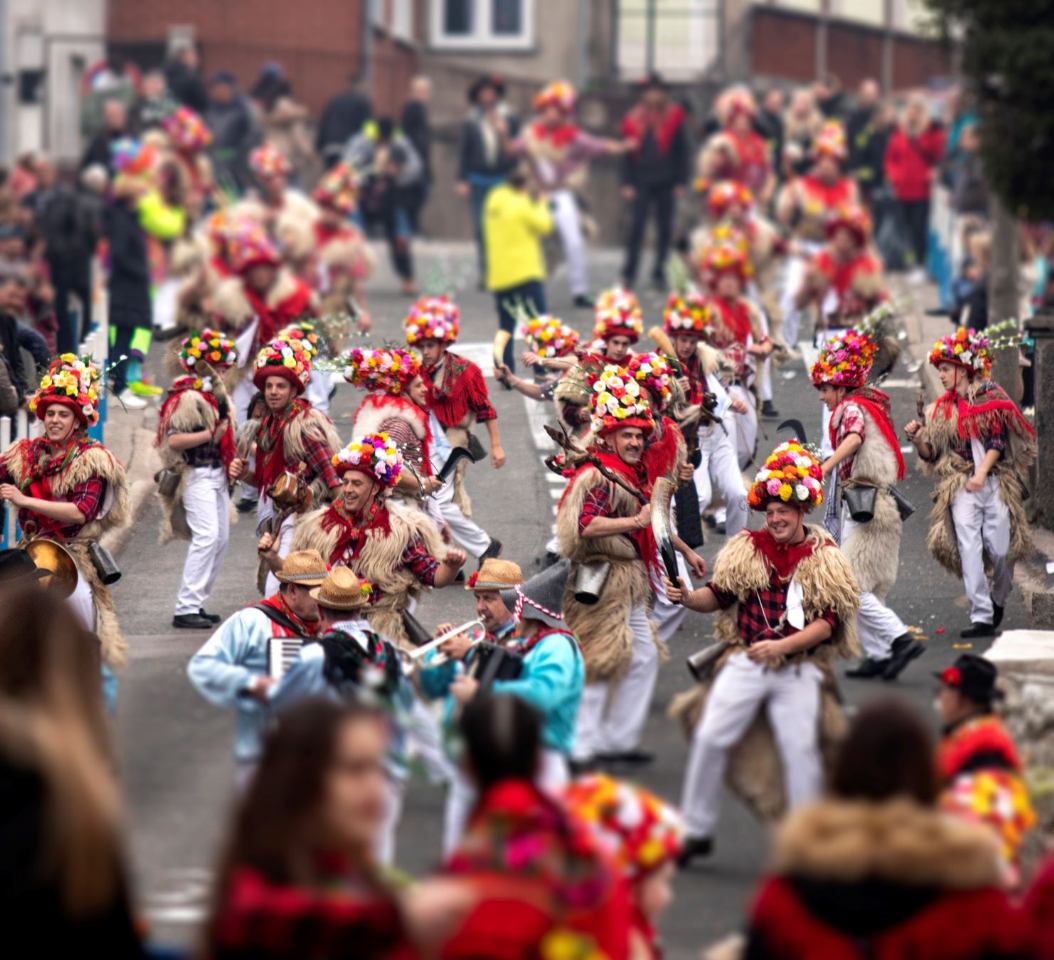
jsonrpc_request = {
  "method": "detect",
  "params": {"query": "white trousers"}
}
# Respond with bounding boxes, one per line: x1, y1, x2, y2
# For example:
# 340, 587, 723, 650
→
442, 748, 568, 855
573, 603, 657, 760
651, 550, 692, 647
694, 424, 748, 536
951, 477, 1013, 624
839, 514, 907, 660
406, 695, 456, 785
680, 653, 822, 836
377, 776, 405, 867
727, 384, 757, 471
68, 570, 94, 631
551, 189, 589, 297
779, 255, 808, 346
820, 402, 834, 458
262, 512, 296, 597
756, 305, 773, 402
432, 472, 492, 558
175, 466, 231, 615
232, 377, 259, 506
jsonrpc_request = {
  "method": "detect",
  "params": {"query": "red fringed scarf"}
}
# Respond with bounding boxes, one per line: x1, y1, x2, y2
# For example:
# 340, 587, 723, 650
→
157, 378, 237, 468
710, 297, 753, 344
244, 278, 314, 349
749, 528, 818, 580
426, 352, 493, 429
530, 121, 580, 149
255, 591, 320, 637
831, 387, 905, 480
936, 382, 1036, 443
21, 433, 99, 539
643, 417, 683, 485
939, 714, 1023, 782
256, 398, 311, 493
320, 498, 392, 567
623, 103, 686, 157
800, 174, 855, 210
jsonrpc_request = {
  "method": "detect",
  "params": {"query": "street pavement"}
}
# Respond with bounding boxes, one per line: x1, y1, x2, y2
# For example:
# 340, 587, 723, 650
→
112, 245, 1027, 957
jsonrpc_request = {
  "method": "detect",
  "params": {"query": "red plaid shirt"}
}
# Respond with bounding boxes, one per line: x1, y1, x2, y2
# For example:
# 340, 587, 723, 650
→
12, 475, 105, 542
302, 432, 340, 490
710, 570, 838, 646
578, 484, 612, 534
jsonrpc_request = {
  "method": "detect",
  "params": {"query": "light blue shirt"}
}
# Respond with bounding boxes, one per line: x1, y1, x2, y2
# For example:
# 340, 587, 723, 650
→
428, 409, 452, 471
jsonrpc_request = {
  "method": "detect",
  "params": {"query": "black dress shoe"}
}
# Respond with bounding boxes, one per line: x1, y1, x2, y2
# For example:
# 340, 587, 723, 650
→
199, 609, 221, 624
597, 749, 655, 767
569, 757, 599, 776
173, 613, 215, 629
573, 294, 594, 309
480, 538, 503, 562
761, 400, 781, 419
882, 635, 924, 681
846, 657, 890, 679
677, 836, 714, 868
960, 621, 996, 639
993, 603, 1005, 629
235, 497, 257, 514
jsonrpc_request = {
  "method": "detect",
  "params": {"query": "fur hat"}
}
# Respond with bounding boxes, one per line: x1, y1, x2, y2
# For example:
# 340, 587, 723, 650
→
826, 203, 872, 244
626, 351, 674, 413
252, 338, 311, 393
164, 106, 212, 152
275, 549, 328, 587
404, 295, 460, 345
466, 558, 523, 591
590, 364, 654, 436
467, 74, 506, 104
522, 314, 579, 359
593, 287, 643, 343
179, 327, 237, 375
30, 353, 101, 426
810, 329, 876, 389
250, 143, 291, 179
707, 179, 754, 217
332, 432, 403, 487
313, 162, 360, 214
310, 565, 374, 610
343, 347, 421, 396
929, 327, 992, 378
533, 80, 576, 113
663, 290, 713, 337
747, 441, 824, 512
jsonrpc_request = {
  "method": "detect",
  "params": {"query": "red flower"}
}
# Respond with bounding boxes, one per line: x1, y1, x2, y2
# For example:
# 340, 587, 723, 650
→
466, 570, 480, 588
941, 666, 962, 687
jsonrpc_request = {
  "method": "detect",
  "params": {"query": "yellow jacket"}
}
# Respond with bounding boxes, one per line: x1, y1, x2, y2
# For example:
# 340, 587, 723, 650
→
483, 184, 553, 291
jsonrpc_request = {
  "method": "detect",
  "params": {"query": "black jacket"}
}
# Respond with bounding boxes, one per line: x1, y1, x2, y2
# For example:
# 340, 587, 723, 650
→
457, 112, 520, 181
316, 88, 372, 158
401, 100, 432, 182
104, 198, 152, 330
164, 59, 209, 114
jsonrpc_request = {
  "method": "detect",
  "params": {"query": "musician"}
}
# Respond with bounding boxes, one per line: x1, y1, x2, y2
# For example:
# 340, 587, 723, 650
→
0, 354, 129, 670
271, 565, 414, 866
156, 328, 238, 630
186, 549, 326, 787
406, 295, 505, 518
290, 432, 466, 650
556, 366, 659, 770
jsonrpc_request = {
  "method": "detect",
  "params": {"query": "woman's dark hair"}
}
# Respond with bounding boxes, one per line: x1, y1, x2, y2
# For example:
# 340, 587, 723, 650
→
460, 694, 540, 791
829, 696, 939, 805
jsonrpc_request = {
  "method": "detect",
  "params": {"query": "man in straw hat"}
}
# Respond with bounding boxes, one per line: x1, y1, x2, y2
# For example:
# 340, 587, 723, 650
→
273, 565, 414, 865
187, 549, 326, 786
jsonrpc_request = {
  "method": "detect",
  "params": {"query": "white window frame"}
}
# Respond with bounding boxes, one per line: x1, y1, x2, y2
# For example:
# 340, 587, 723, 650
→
430, 0, 536, 51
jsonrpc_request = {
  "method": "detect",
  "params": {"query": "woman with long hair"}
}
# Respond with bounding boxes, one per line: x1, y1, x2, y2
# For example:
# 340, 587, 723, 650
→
0, 584, 142, 953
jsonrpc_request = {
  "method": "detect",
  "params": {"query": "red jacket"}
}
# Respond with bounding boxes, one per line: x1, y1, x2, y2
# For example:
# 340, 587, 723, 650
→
884, 124, 945, 202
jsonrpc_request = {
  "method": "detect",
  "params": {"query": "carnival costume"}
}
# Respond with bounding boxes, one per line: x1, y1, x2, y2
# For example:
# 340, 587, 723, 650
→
162, 106, 215, 217
696, 87, 772, 196
156, 329, 238, 625
918, 329, 1035, 631
0, 355, 130, 665
236, 143, 320, 259
672, 442, 859, 843
276, 319, 333, 415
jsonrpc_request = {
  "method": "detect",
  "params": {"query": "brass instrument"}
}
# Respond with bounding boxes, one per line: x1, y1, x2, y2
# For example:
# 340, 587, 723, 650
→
399, 619, 486, 676
20, 523, 78, 600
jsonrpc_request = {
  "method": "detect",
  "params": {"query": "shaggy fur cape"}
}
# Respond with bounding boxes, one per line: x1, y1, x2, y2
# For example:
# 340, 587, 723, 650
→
920, 382, 1035, 577
211, 268, 314, 340
255, 403, 342, 508
669, 525, 859, 821
556, 464, 658, 682
290, 498, 446, 650
1, 437, 130, 667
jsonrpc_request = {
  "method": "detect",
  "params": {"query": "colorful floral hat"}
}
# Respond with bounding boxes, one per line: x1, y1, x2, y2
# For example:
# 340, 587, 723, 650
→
826, 204, 872, 244
747, 441, 824, 512
929, 326, 992, 377
252, 338, 311, 393
313, 162, 361, 214
30, 354, 101, 426
249, 143, 291, 179
810, 329, 876, 389
522, 314, 580, 359
343, 347, 421, 396
702, 242, 750, 284
715, 85, 757, 124
533, 79, 576, 113
940, 770, 1035, 875
593, 287, 643, 343
707, 180, 754, 218
228, 220, 280, 274
179, 328, 237, 375
163, 106, 212, 152
565, 775, 684, 879
590, 364, 654, 436
332, 432, 403, 488
110, 137, 157, 177
663, 291, 713, 337
404, 295, 460, 345
626, 352, 674, 413
277, 321, 321, 361
813, 120, 848, 161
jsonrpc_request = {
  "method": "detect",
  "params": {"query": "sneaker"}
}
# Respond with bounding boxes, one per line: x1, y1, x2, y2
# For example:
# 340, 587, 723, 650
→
116, 389, 147, 410
677, 836, 714, 869
761, 400, 781, 419
172, 613, 214, 629
129, 380, 163, 397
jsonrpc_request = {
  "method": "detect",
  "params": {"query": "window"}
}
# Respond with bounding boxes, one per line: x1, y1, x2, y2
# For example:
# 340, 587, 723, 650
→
431, 0, 534, 50
375, 0, 415, 42
616, 0, 719, 82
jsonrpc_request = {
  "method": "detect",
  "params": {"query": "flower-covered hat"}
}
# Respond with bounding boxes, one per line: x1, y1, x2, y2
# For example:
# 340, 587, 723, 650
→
663, 291, 713, 337
404, 295, 460, 345
565, 775, 684, 879
813, 120, 848, 161
533, 80, 576, 113
332, 432, 403, 488
522, 314, 580, 359
826, 204, 872, 244
702, 242, 749, 284
111, 137, 157, 177
249, 143, 291, 179
715, 85, 757, 125
252, 338, 311, 393
929, 327, 992, 377
626, 352, 674, 413
810, 329, 876, 389
590, 364, 654, 436
593, 287, 643, 343
343, 347, 421, 396
179, 328, 238, 375
707, 180, 754, 218
747, 441, 824, 512
313, 162, 360, 214
229, 220, 280, 274
277, 321, 321, 362
163, 106, 212, 152
30, 354, 101, 427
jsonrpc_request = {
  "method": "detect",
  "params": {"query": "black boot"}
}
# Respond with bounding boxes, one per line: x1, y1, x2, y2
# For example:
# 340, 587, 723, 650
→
199, 609, 221, 624
960, 621, 996, 639
882, 635, 924, 681
479, 538, 503, 563
677, 836, 714, 868
846, 657, 890, 679
993, 603, 1005, 629
761, 400, 781, 419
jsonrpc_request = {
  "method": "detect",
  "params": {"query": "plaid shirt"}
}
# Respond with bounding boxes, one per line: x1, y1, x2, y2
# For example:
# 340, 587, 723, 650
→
402, 536, 440, 587
578, 484, 612, 534
834, 401, 866, 482
303, 431, 340, 490
17, 476, 106, 543
710, 570, 838, 646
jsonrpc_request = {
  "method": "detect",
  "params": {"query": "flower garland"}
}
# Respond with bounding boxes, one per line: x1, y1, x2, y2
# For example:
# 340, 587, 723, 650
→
590, 364, 653, 434
533, 79, 576, 113
663, 290, 713, 336
810, 329, 876, 388
253, 338, 311, 388
332, 432, 403, 488
707, 179, 753, 217
164, 106, 212, 152
179, 328, 237, 374
747, 440, 823, 511
522, 314, 579, 359
249, 143, 291, 178
404, 295, 460, 344
30, 353, 101, 426
626, 352, 673, 412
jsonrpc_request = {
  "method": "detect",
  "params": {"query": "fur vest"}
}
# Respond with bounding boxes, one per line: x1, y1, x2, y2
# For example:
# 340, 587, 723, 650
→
256, 404, 342, 508
290, 499, 445, 650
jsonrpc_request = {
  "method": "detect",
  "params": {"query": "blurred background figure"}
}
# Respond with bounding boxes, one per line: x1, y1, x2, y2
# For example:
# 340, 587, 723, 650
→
250, 63, 314, 188
206, 72, 257, 193
80, 99, 132, 174
401, 75, 434, 234
316, 76, 372, 171
164, 40, 208, 115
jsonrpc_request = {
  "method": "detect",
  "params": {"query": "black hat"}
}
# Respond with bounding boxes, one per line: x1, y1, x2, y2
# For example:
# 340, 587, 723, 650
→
935, 654, 1003, 704
502, 559, 568, 630
0, 548, 46, 583
638, 71, 667, 93
468, 74, 505, 105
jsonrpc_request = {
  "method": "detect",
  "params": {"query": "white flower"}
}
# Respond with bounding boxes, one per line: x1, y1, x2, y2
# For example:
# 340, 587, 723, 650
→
796, 484, 809, 500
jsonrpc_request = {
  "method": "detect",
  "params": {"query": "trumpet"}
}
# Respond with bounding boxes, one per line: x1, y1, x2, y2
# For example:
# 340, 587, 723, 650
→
400, 619, 487, 675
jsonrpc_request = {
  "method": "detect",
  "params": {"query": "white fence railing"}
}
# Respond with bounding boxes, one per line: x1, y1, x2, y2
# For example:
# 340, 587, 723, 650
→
1, 408, 38, 548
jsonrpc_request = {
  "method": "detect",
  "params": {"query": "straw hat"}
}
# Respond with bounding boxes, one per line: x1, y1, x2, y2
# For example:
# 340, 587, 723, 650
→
466, 558, 524, 592
310, 565, 373, 610
274, 549, 328, 587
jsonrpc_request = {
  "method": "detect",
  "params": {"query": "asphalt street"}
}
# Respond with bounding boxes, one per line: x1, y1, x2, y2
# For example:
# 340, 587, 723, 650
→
112, 246, 1025, 957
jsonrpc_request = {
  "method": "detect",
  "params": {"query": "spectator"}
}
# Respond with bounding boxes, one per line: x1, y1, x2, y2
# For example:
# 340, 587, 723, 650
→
251, 63, 313, 186
0, 225, 59, 359
781, 88, 825, 179
0, 269, 49, 390
950, 122, 988, 218
743, 696, 1034, 959
0, 586, 144, 955
457, 74, 520, 285
164, 41, 208, 115
0, 278, 31, 409
401, 75, 433, 233
80, 99, 130, 174
812, 73, 846, 119
756, 88, 785, 184
884, 93, 946, 279
316, 76, 372, 170
206, 72, 258, 193
846, 78, 887, 208
132, 68, 176, 133
80, 57, 139, 141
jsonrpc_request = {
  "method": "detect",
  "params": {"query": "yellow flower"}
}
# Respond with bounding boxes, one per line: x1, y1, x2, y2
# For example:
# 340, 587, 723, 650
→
779, 483, 793, 501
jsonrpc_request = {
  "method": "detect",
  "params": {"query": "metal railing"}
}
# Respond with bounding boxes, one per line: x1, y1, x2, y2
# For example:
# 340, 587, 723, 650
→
0, 408, 39, 548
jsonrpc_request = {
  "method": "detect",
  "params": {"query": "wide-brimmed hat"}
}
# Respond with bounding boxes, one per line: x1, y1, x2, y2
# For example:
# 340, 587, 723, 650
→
466, 558, 523, 592
0, 549, 47, 584
310, 565, 374, 610
468, 74, 506, 104
936, 654, 1004, 704
274, 549, 328, 587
